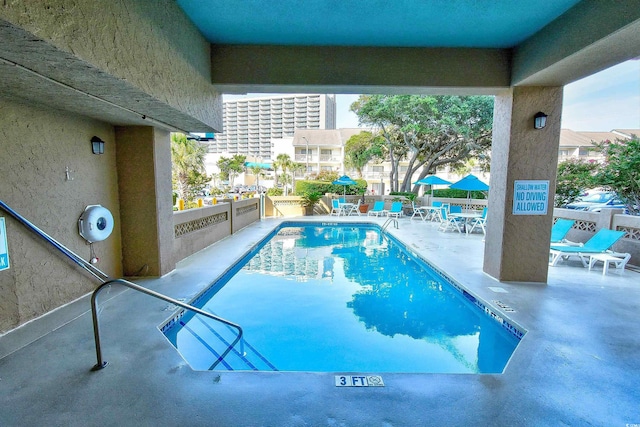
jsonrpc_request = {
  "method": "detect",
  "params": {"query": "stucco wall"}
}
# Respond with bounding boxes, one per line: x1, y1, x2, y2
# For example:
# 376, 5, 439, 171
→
0, 0, 222, 130
231, 198, 261, 233
0, 98, 122, 332
173, 204, 232, 265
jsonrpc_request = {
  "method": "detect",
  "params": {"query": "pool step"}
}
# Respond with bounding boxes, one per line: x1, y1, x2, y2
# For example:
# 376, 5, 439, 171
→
171, 315, 277, 371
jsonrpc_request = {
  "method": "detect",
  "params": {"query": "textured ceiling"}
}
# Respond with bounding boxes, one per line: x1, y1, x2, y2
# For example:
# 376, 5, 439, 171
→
177, 0, 582, 48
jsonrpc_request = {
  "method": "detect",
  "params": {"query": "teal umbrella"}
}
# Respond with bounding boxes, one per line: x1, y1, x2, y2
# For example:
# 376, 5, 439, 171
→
414, 175, 452, 197
449, 174, 489, 210
332, 175, 357, 196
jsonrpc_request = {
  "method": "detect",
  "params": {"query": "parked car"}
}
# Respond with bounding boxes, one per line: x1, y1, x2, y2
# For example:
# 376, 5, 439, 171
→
564, 191, 626, 212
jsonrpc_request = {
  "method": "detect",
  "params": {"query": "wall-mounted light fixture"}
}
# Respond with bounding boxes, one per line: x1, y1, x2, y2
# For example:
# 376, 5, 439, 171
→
534, 112, 548, 129
91, 136, 105, 154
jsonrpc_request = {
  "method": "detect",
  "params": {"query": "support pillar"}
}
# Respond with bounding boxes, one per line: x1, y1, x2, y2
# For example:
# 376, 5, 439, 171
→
483, 86, 563, 283
115, 126, 175, 276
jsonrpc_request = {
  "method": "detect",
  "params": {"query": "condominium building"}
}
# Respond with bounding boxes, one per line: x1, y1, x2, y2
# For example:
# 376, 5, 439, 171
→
209, 94, 337, 159
557, 128, 639, 163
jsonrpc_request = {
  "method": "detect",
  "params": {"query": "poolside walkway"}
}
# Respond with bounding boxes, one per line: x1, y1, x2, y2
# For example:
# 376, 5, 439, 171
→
1, 216, 639, 426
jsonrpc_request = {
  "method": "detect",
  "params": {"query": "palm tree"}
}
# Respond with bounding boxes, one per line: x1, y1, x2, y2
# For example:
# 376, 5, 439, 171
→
274, 153, 294, 195
171, 133, 209, 203
248, 165, 264, 190
290, 162, 306, 194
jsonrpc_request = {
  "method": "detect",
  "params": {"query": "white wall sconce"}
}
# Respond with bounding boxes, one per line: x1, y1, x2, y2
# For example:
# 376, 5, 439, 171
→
91, 136, 105, 154
534, 112, 548, 129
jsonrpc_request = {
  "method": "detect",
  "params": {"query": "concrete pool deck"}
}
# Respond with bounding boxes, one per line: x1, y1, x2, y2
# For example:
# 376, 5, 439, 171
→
1, 216, 639, 426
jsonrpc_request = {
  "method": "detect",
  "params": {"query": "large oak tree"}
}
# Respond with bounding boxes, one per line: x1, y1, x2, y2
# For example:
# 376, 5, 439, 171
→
350, 95, 494, 192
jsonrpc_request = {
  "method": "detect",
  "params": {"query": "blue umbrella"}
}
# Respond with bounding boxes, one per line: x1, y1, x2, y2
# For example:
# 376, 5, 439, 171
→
414, 175, 452, 198
449, 174, 489, 210
332, 175, 357, 196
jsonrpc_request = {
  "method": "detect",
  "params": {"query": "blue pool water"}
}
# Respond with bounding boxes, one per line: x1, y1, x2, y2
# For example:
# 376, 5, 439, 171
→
162, 223, 522, 373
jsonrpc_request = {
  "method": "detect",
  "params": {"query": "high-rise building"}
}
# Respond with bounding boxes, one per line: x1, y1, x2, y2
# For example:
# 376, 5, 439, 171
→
209, 94, 337, 159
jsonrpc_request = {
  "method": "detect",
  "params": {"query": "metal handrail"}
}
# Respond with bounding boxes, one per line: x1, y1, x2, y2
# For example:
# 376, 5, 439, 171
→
91, 279, 244, 371
0, 200, 109, 282
0, 200, 243, 371
381, 217, 399, 231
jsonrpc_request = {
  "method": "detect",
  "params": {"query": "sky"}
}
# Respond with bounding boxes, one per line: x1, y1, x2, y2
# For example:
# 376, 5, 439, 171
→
224, 59, 640, 132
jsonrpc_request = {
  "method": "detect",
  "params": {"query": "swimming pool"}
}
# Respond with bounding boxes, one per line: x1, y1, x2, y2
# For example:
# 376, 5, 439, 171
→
162, 222, 523, 373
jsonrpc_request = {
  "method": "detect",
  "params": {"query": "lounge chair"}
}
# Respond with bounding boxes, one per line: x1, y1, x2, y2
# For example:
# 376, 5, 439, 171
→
468, 207, 488, 234
367, 201, 386, 216
384, 201, 404, 218
549, 229, 626, 267
550, 218, 575, 243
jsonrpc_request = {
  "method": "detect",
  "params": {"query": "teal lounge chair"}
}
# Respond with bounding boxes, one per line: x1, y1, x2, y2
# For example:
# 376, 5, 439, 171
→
384, 201, 404, 218
550, 218, 575, 243
549, 228, 626, 267
367, 201, 386, 217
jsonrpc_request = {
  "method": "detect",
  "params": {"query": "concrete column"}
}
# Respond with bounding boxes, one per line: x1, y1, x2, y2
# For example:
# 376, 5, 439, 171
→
115, 126, 175, 276
483, 87, 563, 283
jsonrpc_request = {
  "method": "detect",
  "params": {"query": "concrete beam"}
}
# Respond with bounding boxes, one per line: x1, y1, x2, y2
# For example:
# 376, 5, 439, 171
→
211, 45, 511, 94
512, 0, 640, 86
0, 0, 222, 132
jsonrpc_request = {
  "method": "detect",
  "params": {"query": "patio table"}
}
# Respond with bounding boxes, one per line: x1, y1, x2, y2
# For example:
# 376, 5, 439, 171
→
421, 206, 444, 221
449, 212, 482, 234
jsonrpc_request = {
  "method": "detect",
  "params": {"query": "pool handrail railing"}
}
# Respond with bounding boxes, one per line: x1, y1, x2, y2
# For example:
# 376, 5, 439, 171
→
91, 279, 244, 371
0, 200, 243, 372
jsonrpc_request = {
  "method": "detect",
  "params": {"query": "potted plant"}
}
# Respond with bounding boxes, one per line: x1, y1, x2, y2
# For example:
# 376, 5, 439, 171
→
357, 187, 369, 213
300, 191, 323, 215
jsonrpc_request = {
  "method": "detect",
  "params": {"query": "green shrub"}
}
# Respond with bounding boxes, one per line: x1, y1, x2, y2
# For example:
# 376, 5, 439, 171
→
295, 179, 367, 196
433, 188, 487, 199
266, 187, 283, 196
389, 191, 417, 201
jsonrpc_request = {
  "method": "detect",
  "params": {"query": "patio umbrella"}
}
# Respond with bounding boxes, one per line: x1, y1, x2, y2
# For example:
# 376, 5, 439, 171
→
449, 174, 489, 210
332, 175, 357, 197
414, 175, 452, 198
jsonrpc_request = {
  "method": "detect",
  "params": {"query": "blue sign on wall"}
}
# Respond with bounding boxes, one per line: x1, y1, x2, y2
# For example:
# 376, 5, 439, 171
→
513, 180, 550, 215
0, 217, 10, 271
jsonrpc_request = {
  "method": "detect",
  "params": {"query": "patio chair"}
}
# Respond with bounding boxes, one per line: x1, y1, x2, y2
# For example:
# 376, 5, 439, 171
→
367, 201, 386, 216
384, 201, 404, 218
550, 218, 575, 243
549, 228, 626, 267
468, 207, 488, 235
449, 205, 462, 214
330, 199, 345, 216
345, 199, 362, 216
410, 201, 428, 220
438, 207, 463, 233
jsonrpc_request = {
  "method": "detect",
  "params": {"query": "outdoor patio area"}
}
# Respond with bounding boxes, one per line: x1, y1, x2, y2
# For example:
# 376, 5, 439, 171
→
1, 215, 639, 426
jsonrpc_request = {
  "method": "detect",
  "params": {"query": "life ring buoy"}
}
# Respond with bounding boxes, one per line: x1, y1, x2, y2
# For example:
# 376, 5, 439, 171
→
78, 205, 114, 243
